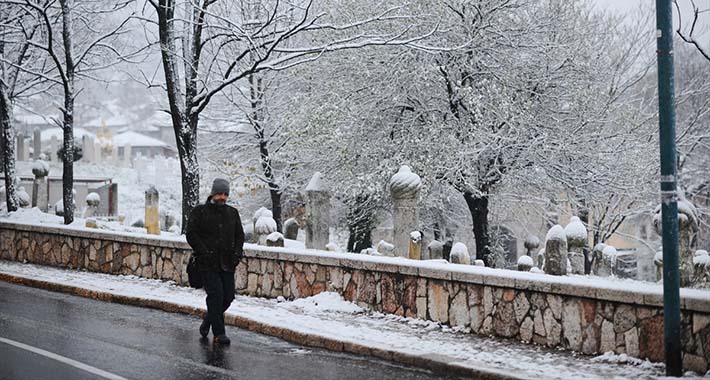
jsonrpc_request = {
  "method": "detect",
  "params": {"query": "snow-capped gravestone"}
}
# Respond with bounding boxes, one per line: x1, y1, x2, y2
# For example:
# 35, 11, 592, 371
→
33, 128, 41, 160
266, 232, 285, 247
692, 250, 710, 289
524, 235, 540, 263
653, 197, 698, 287
614, 250, 637, 279
389, 166, 421, 258
84, 192, 100, 218
144, 186, 160, 235
82, 136, 95, 163
409, 231, 422, 260
252, 207, 270, 243
54, 199, 64, 216
283, 217, 299, 240
654, 251, 664, 281
54, 189, 76, 217
442, 240, 453, 261
544, 225, 567, 275
489, 246, 507, 269
596, 245, 617, 277
31, 160, 50, 212
85, 218, 98, 229
111, 145, 119, 164
517, 255, 534, 271
450, 242, 471, 265
376, 240, 395, 256
426, 240, 444, 260
160, 210, 177, 232
123, 144, 132, 167
564, 216, 587, 275
49, 136, 59, 160
536, 248, 545, 269
17, 187, 30, 208
16, 133, 28, 161
304, 172, 330, 250
255, 210, 278, 245
94, 141, 103, 162
590, 243, 605, 276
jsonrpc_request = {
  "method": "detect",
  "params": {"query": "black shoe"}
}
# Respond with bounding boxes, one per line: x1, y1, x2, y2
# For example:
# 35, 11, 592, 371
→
199, 320, 210, 338
214, 335, 231, 345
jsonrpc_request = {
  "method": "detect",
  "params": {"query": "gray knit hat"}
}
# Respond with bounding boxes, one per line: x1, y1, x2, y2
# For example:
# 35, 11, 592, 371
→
210, 178, 230, 196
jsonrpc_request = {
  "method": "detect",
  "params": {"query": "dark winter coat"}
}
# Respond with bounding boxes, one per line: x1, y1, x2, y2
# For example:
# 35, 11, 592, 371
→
186, 197, 245, 272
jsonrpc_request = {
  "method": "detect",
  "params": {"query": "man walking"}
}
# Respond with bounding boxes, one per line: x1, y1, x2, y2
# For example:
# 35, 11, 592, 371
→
186, 178, 245, 345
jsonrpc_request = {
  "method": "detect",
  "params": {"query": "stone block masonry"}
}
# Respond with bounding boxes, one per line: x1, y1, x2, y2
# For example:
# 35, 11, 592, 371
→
1, 220, 710, 374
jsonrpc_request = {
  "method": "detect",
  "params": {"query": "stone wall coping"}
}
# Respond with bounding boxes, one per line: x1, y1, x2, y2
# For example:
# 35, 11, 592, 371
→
0, 220, 190, 249
3, 219, 710, 313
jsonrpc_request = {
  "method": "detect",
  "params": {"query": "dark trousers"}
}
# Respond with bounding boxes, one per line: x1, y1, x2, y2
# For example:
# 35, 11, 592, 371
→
202, 271, 235, 336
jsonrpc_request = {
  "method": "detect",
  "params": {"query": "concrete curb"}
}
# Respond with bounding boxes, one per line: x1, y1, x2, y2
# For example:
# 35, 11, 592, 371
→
0, 273, 525, 380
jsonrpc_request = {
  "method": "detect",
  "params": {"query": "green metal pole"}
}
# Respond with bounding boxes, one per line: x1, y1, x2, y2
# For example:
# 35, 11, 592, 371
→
655, 0, 682, 376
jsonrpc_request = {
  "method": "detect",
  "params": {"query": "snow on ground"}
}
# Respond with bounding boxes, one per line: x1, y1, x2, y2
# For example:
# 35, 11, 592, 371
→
5, 207, 65, 225
284, 239, 305, 249
73, 160, 183, 226
284, 292, 364, 314
0, 260, 706, 380
14, 159, 184, 227
4, 207, 183, 240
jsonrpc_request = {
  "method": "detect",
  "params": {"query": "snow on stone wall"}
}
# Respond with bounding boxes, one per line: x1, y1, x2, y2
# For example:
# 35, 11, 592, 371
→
1, 220, 710, 374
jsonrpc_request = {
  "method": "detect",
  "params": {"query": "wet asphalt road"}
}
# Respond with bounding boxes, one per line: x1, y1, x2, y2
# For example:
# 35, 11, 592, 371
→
0, 281, 467, 380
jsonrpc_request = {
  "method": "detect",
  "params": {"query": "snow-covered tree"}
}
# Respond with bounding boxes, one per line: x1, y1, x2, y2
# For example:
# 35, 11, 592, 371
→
8, 0, 139, 224
284, 0, 657, 264
144, 0, 435, 232
0, 3, 56, 212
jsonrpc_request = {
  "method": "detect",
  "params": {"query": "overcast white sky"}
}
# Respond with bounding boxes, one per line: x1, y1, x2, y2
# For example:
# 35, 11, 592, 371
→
593, 0, 710, 48
593, 0, 644, 13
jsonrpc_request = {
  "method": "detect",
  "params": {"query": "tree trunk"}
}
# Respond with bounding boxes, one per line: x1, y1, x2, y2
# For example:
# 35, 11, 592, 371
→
577, 198, 591, 274
259, 139, 282, 232
347, 223, 372, 253
270, 187, 282, 232
60, 0, 75, 225
250, 74, 283, 231
61, 103, 75, 224
463, 191, 491, 266
156, 0, 201, 233
346, 196, 374, 253
175, 125, 200, 233
0, 85, 18, 212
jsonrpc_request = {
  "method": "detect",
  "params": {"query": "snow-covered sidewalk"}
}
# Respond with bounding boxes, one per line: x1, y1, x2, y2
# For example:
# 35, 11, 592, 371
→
0, 260, 702, 380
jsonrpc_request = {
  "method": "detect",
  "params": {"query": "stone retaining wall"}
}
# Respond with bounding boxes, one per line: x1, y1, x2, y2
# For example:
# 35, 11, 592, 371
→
1, 221, 710, 374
